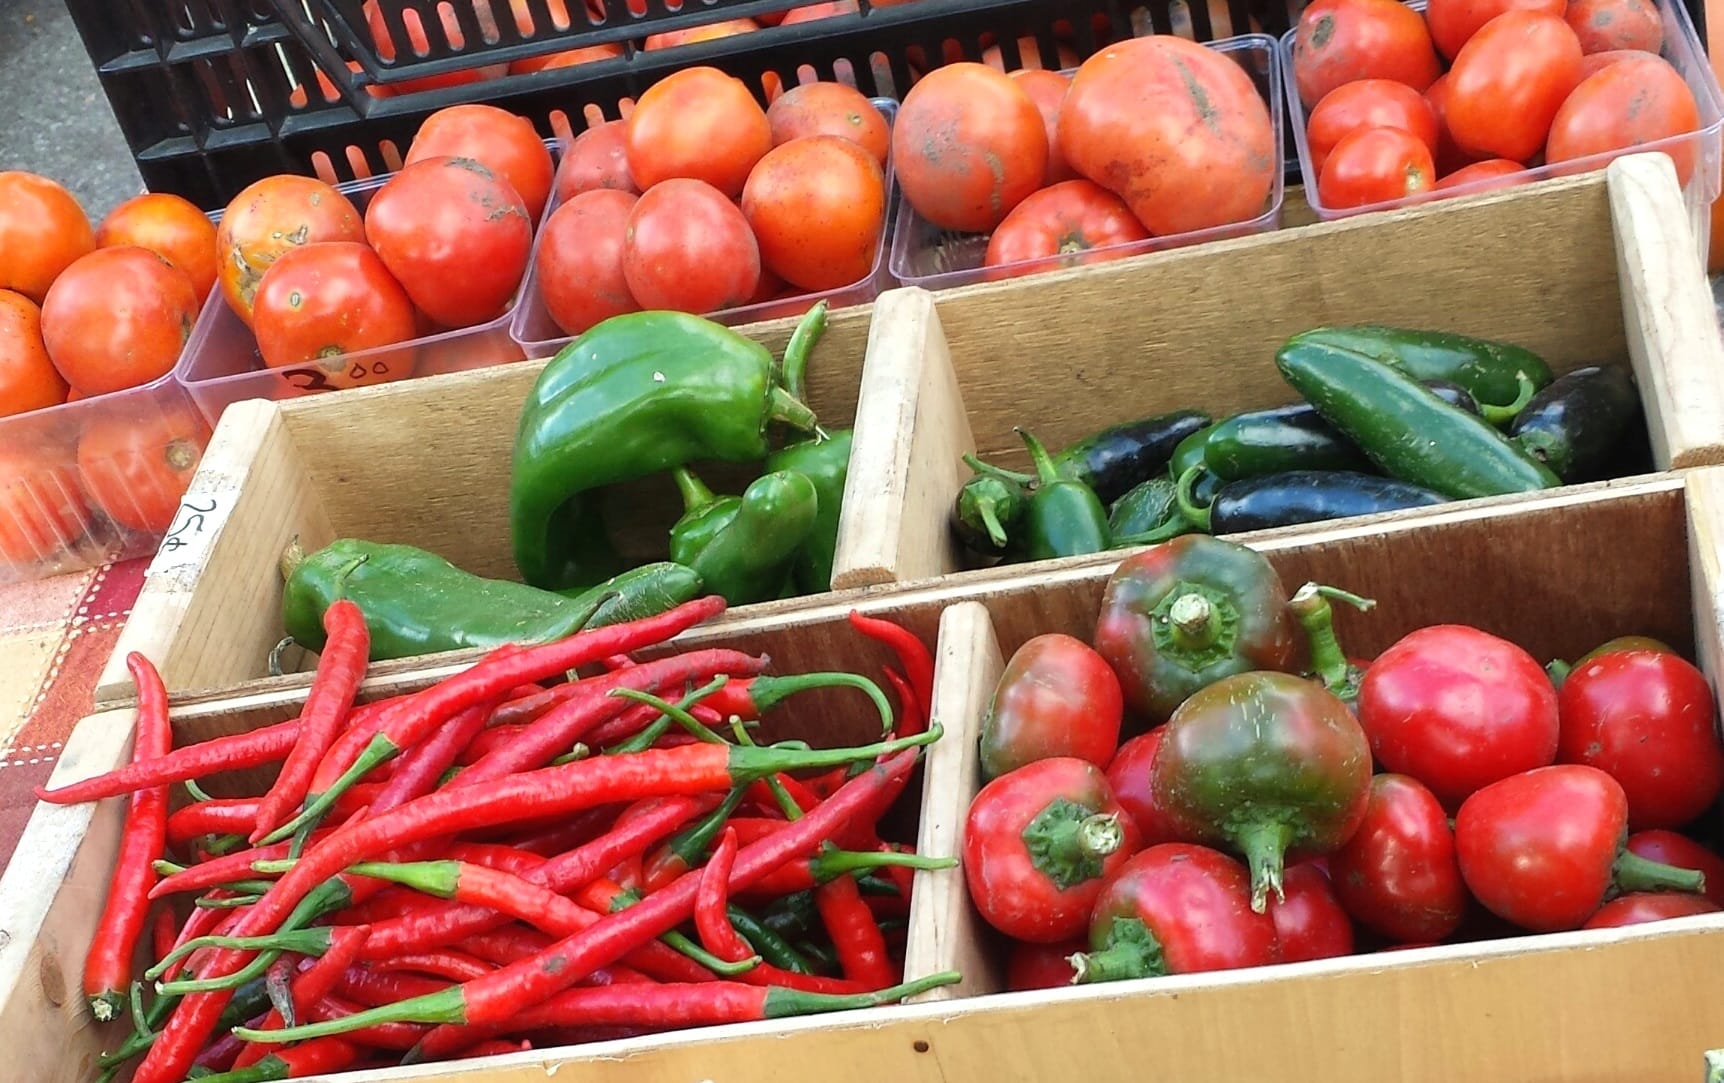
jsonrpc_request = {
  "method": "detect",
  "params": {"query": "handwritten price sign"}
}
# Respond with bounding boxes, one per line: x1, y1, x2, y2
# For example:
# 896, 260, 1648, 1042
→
145, 493, 228, 584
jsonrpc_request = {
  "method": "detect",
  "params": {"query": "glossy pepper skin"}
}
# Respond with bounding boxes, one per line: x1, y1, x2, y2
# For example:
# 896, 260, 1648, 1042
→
763, 301, 851, 594
668, 467, 819, 606
1092, 535, 1304, 723
1017, 427, 1109, 561
511, 309, 821, 590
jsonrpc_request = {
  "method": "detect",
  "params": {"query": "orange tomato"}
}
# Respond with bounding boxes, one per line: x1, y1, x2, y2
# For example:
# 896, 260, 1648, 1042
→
1426, 0, 1565, 60
557, 120, 639, 201
406, 104, 556, 222
742, 136, 886, 292
0, 171, 94, 303
0, 444, 87, 566
766, 83, 891, 166
1545, 54, 1700, 183
624, 67, 772, 198
981, 35, 1082, 72
1011, 69, 1080, 186
1292, 0, 1443, 106
362, 0, 508, 93
1564, 0, 1663, 53
96, 192, 220, 304
508, 42, 622, 75
892, 63, 1047, 233
1709, 192, 1724, 274
0, 290, 67, 418
41, 248, 200, 396
217, 175, 364, 327
1445, 10, 1584, 162
643, 18, 760, 50
76, 405, 208, 535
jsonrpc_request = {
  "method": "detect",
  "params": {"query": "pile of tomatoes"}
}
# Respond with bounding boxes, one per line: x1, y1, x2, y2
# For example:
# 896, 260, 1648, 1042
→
962, 535, 1724, 991
1292, 0, 1702, 209
531, 69, 889, 335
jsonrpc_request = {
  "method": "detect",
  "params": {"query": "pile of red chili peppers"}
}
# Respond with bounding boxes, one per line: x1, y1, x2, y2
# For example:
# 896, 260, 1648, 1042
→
40, 596, 956, 1082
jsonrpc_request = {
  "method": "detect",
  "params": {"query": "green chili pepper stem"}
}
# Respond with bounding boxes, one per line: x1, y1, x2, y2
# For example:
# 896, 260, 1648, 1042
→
340, 859, 461, 898
673, 466, 719, 515
1174, 465, 1215, 533
660, 931, 761, 976
605, 675, 731, 755
810, 848, 958, 882
1289, 583, 1352, 696
1110, 514, 1196, 549
746, 672, 896, 734
1546, 659, 1573, 688
1071, 917, 1163, 984
194, 894, 262, 910
732, 723, 943, 780
1311, 584, 1377, 613
964, 452, 1035, 487
549, 743, 590, 766
728, 907, 816, 973
976, 492, 1011, 548
186, 1059, 286, 1083
146, 927, 332, 982
610, 687, 728, 744
1165, 592, 1221, 653
128, 981, 150, 1036
668, 786, 753, 865
1614, 849, 1707, 895
729, 719, 803, 820
157, 946, 280, 996
779, 300, 829, 402
204, 833, 247, 856
183, 779, 216, 803
1016, 428, 1060, 486
767, 386, 820, 434
1477, 372, 1539, 428
154, 859, 187, 877
761, 971, 961, 1017
258, 730, 397, 845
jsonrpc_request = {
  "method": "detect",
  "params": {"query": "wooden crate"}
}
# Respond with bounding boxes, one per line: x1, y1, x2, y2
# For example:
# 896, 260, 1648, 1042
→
838, 152, 1724, 588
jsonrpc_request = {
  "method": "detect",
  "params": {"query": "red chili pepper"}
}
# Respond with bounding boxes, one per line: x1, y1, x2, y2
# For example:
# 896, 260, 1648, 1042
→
445, 842, 545, 876
83, 653, 173, 1023
740, 845, 951, 900
375, 950, 496, 982
151, 834, 334, 900
371, 701, 496, 813
250, 600, 370, 842
695, 828, 749, 963
36, 719, 299, 806
158, 900, 234, 982
459, 926, 555, 967
151, 906, 177, 966
847, 611, 935, 726
309, 993, 430, 1050
639, 787, 749, 892
454, 724, 526, 766
601, 654, 636, 671
337, 966, 450, 1007
741, 773, 821, 820
233, 927, 371, 1069
815, 874, 895, 989
459, 1039, 533, 1060
880, 666, 923, 737
488, 682, 584, 730
698, 671, 896, 732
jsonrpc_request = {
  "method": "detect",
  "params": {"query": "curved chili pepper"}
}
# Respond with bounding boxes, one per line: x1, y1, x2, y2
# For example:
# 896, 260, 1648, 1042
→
336, 966, 450, 1007
36, 719, 300, 805
815, 873, 896, 990
250, 600, 370, 842
459, 926, 555, 967
700, 671, 894, 731
308, 993, 428, 1050
232, 926, 369, 1068
83, 653, 172, 1023
641, 787, 749, 892
158, 898, 237, 982
374, 950, 496, 983
453, 724, 527, 766
370, 701, 496, 814
695, 828, 748, 963
196, 1034, 362, 1081
150, 906, 176, 967
846, 611, 935, 727
487, 681, 584, 729
151, 835, 333, 900
741, 846, 953, 900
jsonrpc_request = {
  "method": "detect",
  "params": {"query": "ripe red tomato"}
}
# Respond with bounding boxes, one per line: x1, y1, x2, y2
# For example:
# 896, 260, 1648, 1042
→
556, 121, 638, 203
0, 290, 67, 417
364, 156, 533, 329
765, 83, 890, 167
982, 180, 1150, 272
625, 67, 772, 198
1329, 773, 1469, 942
535, 189, 640, 337
1625, 830, 1724, 908
1292, 0, 1442, 107
893, 63, 1048, 233
1268, 863, 1355, 962
1434, 158, 1527, 191
963, 757, 1141, 943
1556, 649, 1724, 829
979, 633, 1124, 780
217, 175, 364, 327
1105, 727, 1185, 847
250, 242, 419, 375
1005, 939, 1084, 990
1583, 891, 1721, 929
1317, 126, 1436, 209
1545, 55, 1701, 185
1426, 0, 1564, 59
1358, 625, 1560, 808
0, 444, 87, 566
77, 404, 208, 534
1578, 47, 1658, 80
1454, 764, 1704, 931
1062, 36, 1277, 236
1423, 73, 1480, 175
0, 171, 95, 303
41, 247, 200, 396
741, 136, 886, 293
622, 179, 761, 314
96, 193, 219, 304
406, 104, 556, 222
1565, 0, 1663, 52
1445, 11, 1585, 162
1306, 79, 1441, 175
1010, 70, 1079, 186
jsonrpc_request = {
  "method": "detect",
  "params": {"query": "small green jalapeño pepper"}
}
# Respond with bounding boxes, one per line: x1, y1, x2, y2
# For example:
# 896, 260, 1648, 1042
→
1017, 428, 1110, 561
511, 308, 822, 591
668, 467, 820, 606
952, 470, 1030, 556
763, 302, 851, 594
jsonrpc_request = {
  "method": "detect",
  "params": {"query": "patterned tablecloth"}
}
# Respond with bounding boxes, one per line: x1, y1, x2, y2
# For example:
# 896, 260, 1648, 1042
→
0, 558, 149, 872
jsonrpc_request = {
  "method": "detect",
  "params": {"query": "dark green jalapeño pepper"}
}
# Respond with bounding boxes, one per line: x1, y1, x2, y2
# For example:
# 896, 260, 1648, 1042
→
952, 469, 1030, 556
763, 302, 851, 594
512, 308, 822, 591
1017, 428, 1110, 561
668, 467, 820, 606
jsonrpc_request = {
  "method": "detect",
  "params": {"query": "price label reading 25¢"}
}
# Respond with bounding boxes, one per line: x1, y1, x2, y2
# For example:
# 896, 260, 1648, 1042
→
145, 494, 228, 586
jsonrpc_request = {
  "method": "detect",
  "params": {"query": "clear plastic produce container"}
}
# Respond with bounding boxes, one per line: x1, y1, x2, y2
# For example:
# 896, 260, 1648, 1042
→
889, 35, 1286, 292
1282, 0, 1724, 222
175, 140, 561, 426
511, 101, 898, 361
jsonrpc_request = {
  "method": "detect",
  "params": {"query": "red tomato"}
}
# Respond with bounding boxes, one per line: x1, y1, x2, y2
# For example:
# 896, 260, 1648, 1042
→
1564, 0, 1663, 52
41, 247, 199, 396
1424, 74, 1480, 175
624, 67, 772, 198
1583, 891, 1721, 928
507, 42, 622, 75
1358, 625, 1560, 808
1306, 79, 1440, 175
0, 445, 86, 566
1105, 728, 1185, 847
1426, 0, 1565, 59
1625, 830, 1724, 908
982, 180, 1150, 271
1062, 36, 1277, 237
0, 290, 67, 417
1445, 11, 1584, 162
556, 121, 638, 202
1455, 764, 1705, 931
1292, 0, 1442, 107
1545, 55, 1701, 185
535, 189, 640, 337
364, 156, 533, 330
765, 83, 891, 167
250, 242, 419, 375
963, 757, 1141, 943
1329, 773, 1469, 942
741, 136, 886, 292
216, 175, 364, 327
362, 0, 507, 95
1005, 939, 1084, 990
0, 171, 94, 304
979, 633, 1125, 780
622, 179, 760, 314
1578, 47, 1657, 79
643, 17, 760, 51
95, 193, 219, 304
76, 405, 208, 534
1317, 126, 1436, 209
1268, 863, 1355, 962
1434, 158, 1527, 191
406, 104, 556, 222
1072, 844, 1281, 981
891, 63, 1046, 234
1010, 69, 1079, 186
1556, 650, 1724, 829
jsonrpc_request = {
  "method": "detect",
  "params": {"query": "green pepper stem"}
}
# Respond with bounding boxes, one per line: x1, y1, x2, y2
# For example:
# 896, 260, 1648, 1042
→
605, 676, 731, 755
728, 906, 816, 973
157, 946, 281, 996
668, 786, 752, 864
1110, 513, 1195, 549
809, 848, 957, 882
762, 970, 960, 1017
767, 386, 820, 434
232, 985, 467, 1044
1546, 659, 1572, 689
747, 672, 896, 733
963, 452, 1035, 487
1069, 917, 1163, 984
729, 723, 942, 781
1289, 582, 1353, 696
661, 930, 762, 976
779, 300, 829, 402
976, 492, 1011, 548
193, 894, 262, 909
203, 833, 247, 856
344, 859, 461, 898
1236, 819, 1296, 913
611, 687, 728, 744
1312, 584, 1376, 613
1478, 371, 1539, 427
183, 779, 216, 803
672, 466, 718, 515
145, 927, 332, 982
184, 1059, 287, 1083
1166, 592, 1219, 652
1613, 848, 1706, 895
278, 536, 306, 583
727, 719, 803, 820
1015, 428, 1060, 487
1173, 465, 1214, 533
258, 733, 396, 846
